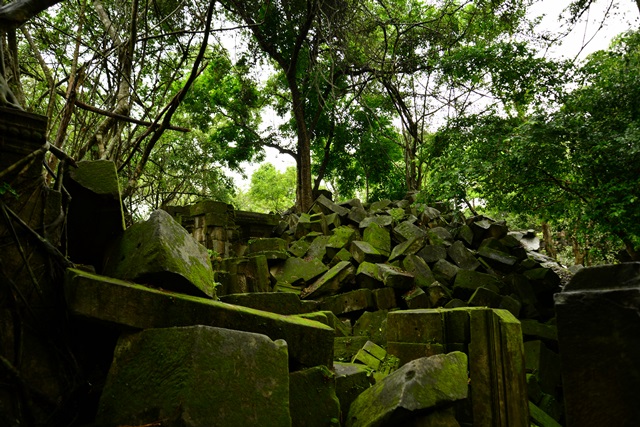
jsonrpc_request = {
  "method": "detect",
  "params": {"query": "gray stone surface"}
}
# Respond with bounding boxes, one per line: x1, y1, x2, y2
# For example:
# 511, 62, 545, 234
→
96, 325, 291, 427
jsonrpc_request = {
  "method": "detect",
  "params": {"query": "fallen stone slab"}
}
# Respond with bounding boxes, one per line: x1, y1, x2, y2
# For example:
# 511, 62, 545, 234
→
103, 209, 216, 298
65, 268, 334, 369
319, 288, 375, 316
273, 256, 328, 286
96, 325, 291, 427
219, 292, 312, 315
345, 352, 469, 427
300, 261, 356, 300
378, 264, 414, 290
351, 241, 387, 264
363, 222, 391, 255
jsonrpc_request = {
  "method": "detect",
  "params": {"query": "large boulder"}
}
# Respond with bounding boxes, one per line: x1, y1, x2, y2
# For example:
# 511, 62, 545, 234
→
96, 325, 291, 427
345, 352, 469, 427
103, 209, 216, 298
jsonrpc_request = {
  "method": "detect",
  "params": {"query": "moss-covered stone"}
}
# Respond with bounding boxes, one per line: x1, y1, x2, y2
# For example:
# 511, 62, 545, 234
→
326, 226, 358, 260
388, 236, 427, 263
386, 309, 445, 344
363, 222, 391, 255
378, 264, 414, 290
334, 363, 373, 419
219, 292, 306, 315
356, 262, 382, 290
334, 336, 370, 362
96, 325, 291, 427
65, 268, 334, 369
452, 270, 503, 300
426, 227, 454, 247
350, 241, 386, 264
103, 209, 216, 298
275, 256, 328, 286
417, 244, 448, 264
402, 254, 436, 288
345, 352, 469, 427
319, 289, 375, 316
300, 261, 356, 300
447, 240, 481, 271
392, 220, 427, 243
432, 259, 459, 285
353, 310, 388, 347
385, 341, 445, 367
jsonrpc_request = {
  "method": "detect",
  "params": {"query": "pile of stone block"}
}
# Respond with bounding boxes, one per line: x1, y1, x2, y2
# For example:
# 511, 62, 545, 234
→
203, 194, 568, 426
59, 177, 568, 426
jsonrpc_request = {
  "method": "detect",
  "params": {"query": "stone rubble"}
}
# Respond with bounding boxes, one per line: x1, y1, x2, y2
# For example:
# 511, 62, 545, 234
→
58, 168, 571, 427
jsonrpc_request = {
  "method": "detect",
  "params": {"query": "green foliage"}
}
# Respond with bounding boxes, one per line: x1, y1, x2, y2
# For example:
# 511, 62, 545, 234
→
424, 31, 640, 261
245, 163, 296, 213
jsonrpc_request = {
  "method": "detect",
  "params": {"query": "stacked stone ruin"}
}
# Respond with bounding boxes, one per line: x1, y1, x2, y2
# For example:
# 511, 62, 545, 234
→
60, 161, 566, 426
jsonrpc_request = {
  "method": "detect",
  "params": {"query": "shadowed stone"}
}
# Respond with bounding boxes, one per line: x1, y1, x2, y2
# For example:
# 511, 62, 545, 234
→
65, 160, 125, 270
65, 268, 334, 369
447, 240, 480, 271
334, 363, 373, 418
351, 241, 387, 264
96, 325, 291, 427
289, 365, 341, 427
378, 264, 414, 290
103, 209, 216, 299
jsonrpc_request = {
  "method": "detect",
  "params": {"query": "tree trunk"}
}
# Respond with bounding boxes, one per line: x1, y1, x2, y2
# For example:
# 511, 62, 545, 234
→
289, 78, 313, 213
541, 222, 557, 259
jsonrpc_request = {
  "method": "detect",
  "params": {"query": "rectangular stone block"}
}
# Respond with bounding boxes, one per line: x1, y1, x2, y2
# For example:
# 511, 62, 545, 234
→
386, 341, 445, 366
65, 268, 334, 370
97, 325, 291, 427
386, 309, 445, 344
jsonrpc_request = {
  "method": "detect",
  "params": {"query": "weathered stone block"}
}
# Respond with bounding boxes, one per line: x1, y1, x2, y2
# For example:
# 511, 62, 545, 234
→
334, 336, 370, 362
386, 309, 445, 344
326, 226, 358, 260
386, 341, 445, 366
359, 215, 393, 229
447, 240, 481, 271
65, 160, 125, 270
65, 268, 334, 369
353, 310, 388, 346
388, 236, 427, 262
345, 352, 468, 427
432, 259, 459, 284
334, 363, 373, 419
403, 254, 436, 288
313, 194, 350, 217
452, 270, 502, 300
301, 261, 356, 300
467, 309, 529, 427
219, 292, 307, 315
402, 286, 431, 309
356, 262, 382, 289
372, 287, 398, 310
417, 244, 448, 264
289, 365, 341, 427
378, 264, 415, 290
96, 326, 291, 427
103, 209, 216, 298
523, 340, 562, 396
364, 222, 391, 255
350, 241, 386, 264
319, 288, 375, 316
427, 227, 454, 247
393, 220, 427, 243
274, 256, 328, 286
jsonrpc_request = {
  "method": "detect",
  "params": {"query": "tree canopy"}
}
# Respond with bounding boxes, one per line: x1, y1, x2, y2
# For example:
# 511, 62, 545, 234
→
2, 0, 639, 262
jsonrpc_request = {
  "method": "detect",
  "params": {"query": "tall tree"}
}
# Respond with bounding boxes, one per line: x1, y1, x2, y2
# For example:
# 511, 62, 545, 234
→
218, 0, 353, 212
427, 31, 640, 262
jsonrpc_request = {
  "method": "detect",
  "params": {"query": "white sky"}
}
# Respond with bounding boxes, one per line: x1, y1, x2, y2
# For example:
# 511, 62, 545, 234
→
229, 0, 639, 191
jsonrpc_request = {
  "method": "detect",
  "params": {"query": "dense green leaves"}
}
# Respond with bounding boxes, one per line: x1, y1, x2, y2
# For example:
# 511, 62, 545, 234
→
424, 31, 640, 262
